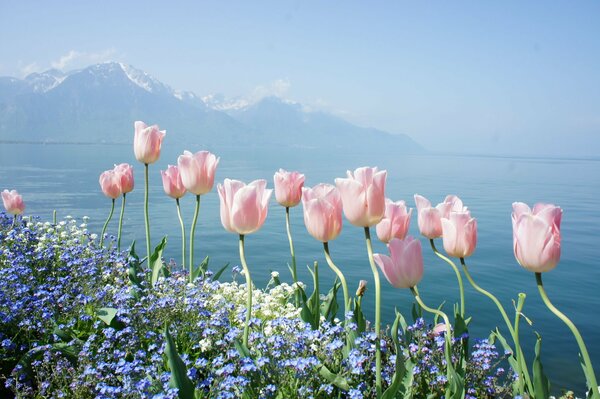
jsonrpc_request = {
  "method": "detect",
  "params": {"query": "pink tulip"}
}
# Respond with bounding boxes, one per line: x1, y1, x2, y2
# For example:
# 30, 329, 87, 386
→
373, 236, 424, 288
376, 199, 413, 243
217, 179, 272, 235
441, 211, 477, 258
113, 163, 134, 194
2, 189, 25, 215
512, 202, 562, 273
301, 184, 343, 242
133, 121, 166, 164
274, 169, 305, 207
335, 166, 387, 227
161, 165, 187, 199
177, 150, 220, 195
414, 194, 466, 239
99, 170, 121, 199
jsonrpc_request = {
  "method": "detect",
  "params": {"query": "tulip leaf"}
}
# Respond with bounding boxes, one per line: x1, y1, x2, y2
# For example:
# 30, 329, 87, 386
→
211, 262, 230, 282
320, 279, 340, 323
411, 302, 422, 322
318, 364, 350, 391
96, 307, 125, 330
190, 256, 209, 282
300, 262, 321, 329
532, 332, 550, 399
150, 237, 168, 286
127, 241, 144, 290
164, 324, 195, 399
353, 297, 367, 335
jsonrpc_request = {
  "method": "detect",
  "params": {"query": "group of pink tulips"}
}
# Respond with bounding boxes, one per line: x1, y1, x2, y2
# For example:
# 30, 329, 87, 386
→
3, 119, 597, 399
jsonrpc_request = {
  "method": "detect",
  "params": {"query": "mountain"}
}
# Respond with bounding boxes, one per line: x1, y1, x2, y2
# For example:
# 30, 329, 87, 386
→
0, 62, 424, 153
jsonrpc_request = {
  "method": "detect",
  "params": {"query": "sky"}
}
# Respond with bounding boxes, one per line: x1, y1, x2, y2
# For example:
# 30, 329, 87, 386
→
1, 1, 599, 156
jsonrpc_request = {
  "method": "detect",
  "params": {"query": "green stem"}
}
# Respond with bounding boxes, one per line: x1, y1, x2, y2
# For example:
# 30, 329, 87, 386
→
239, 234, 252, 348
144, 163, 151, 261
323, 242, 350, 319
430, 239, 465, 317
100, 199, 115, 247
514, 293, 527, 395
52, 210, 57, 225
461, 258, 533, 394
175, 198, 186, 275
536, 272, 600, 399
286, 207, 300, 307
189, 195, 201, 275
11, 215, 16, 228
411, 286, 455, 389
364, 227, 382, 398
117, 194, 126, 251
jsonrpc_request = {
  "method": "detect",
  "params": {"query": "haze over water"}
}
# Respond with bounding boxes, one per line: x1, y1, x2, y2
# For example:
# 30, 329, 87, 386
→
1, 142, 598, 395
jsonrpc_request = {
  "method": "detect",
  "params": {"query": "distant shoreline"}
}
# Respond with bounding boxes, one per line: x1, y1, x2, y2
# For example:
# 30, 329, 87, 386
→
0, 140, 129, 146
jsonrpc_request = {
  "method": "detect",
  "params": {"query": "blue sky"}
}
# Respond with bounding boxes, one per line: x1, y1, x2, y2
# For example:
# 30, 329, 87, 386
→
1, 1, 599, 156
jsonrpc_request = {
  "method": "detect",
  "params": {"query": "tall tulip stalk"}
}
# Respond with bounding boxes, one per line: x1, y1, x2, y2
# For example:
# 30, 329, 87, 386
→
274, 169, 305, 293
301, 184, 350, 316
134, 121, 165, 261
161, 165, 187, 270
178, 150, 219, 278
336, 166, 386, 398
513, 202, 599, 398
218, 179, 272, 348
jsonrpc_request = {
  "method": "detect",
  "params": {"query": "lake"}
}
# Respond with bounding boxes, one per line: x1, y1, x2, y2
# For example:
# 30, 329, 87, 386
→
1, 142, 599, 395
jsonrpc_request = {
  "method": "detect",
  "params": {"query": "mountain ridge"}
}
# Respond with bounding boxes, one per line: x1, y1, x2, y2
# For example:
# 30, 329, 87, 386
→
0, 62, 424, 153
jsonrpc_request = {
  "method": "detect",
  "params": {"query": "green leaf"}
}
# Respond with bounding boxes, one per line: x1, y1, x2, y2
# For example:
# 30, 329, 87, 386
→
411, 302, 422, 322
191, 256, 209, 282
234, 339, 252, 359
300, 262, 321, 329
164, 324, 195, 399
16, 342, 82, 384
96, 307, 125, 330
320, 279, 340, 323
352, 297, 367, 334
318, 364, 350, 391
127, 241, 144, 289
532, 332, 550, 399
211, 262, 230, 282
150, 237, 168, 286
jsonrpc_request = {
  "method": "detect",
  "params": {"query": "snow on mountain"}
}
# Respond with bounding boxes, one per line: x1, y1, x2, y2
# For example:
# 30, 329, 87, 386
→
24, 69, 67, 93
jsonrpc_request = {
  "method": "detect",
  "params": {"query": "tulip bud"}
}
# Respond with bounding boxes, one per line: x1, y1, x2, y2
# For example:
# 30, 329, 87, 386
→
356, 280, 368, 297
335, 166, 387, 227
2, 189, 25, 215
133, 121, 166, 164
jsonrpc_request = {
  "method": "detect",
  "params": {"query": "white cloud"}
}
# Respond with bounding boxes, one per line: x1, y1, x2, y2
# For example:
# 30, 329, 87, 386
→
20, 62, 42, 77
50, 48, 116, 71
249, 78, 291, 102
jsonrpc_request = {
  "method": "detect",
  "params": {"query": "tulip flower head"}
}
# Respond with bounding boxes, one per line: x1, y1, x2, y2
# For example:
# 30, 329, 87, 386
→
274, 169, 305, 207
441, 210, 477, 258
373, 236, 424, 289
301, 184, 343, 242
177, 150, 220, 195
113, 163, 134, 194
512, 202, 562, 273
414, 194, 467, 239
161, 165, 187, 199
217, 179, 272, 235
133, 121, 166, 164
335, 166, 387, 227
376, 199, 413, 243
2, 189, 25, 215
99, 170, 122, 199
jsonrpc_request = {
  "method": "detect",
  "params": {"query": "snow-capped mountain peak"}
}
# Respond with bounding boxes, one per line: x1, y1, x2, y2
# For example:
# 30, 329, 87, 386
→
24, 69, 67, 93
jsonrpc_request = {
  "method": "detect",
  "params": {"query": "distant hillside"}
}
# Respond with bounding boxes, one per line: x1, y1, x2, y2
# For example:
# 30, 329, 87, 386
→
0, 62, 424, 153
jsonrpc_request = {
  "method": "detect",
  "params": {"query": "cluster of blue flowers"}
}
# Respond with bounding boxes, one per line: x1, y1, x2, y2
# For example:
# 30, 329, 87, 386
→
1, 212, 513, 398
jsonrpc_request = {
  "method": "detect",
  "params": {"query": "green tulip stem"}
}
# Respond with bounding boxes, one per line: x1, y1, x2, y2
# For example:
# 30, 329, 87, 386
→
189, 194, 201, 275
143, 163, 151, 261
175, 198, 186, 273
536, 272, 600, 399
53, 210, 57, 225
117, 193, 126, 251
11, 215, 16, 228
514, 293, 527, 395
285, 207, 298, 284
100, 198, 115, 247
461, 258, 533, 395
323, 242, 351, 318
411, 286, 455, 387
430, 239, 465, 317
364, 227, 382, 398
239, 234, 253, 348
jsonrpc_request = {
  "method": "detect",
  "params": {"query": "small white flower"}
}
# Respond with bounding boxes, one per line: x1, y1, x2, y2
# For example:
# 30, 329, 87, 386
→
270, 271, 279, 278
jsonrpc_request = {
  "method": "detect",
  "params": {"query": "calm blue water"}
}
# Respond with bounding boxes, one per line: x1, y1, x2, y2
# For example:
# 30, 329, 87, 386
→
1, 142, 599, 395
